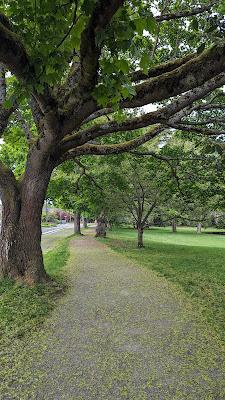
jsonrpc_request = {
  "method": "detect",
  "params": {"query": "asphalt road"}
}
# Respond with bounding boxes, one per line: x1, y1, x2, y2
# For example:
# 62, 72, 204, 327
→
41, 223, 74, 252
42, 223, 74, 236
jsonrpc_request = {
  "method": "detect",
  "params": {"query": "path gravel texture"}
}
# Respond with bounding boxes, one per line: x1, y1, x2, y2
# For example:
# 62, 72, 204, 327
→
1, 236, 224, 399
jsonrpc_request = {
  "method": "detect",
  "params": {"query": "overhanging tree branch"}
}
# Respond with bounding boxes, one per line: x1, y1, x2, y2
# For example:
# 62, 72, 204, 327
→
60, 125, 164, 160
168, 123, 225, 136
121, 43, 225, 108
61, 72, 225, 151
131, 53, 194, 82
155, 1, 217, 22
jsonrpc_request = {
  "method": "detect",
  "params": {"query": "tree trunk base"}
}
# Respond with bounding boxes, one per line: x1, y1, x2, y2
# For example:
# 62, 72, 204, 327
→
95, 218, 106, 237
137, 227, 144, 248
95, 232, 106, 238
0, 266, 50, 285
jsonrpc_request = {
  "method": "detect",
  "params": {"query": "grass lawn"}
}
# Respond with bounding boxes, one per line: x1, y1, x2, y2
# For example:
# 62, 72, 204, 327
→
41, 222, 57, 227
0, 236, 72, 342
105, 227, 225, 339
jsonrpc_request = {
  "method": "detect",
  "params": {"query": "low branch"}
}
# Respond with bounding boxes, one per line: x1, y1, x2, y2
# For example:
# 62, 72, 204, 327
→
130, 54, 194, 82
192, 103, 225, 112
181, 118, 225, 126
168, 122, 225, 136
61, 72, 225, 151
130, 151, 212, 162
142, 199, 158, 226
81, 108, 114, 124
60, 125, 164, 160
155, 1, 216, 22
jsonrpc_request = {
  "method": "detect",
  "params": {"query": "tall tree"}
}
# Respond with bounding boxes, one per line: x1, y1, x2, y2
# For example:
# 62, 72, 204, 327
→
0, 1, 225, 281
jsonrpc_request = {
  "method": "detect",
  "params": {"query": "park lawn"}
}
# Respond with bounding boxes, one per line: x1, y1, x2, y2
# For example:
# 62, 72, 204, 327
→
0, 236, 72, 342
105, 227, 225, 339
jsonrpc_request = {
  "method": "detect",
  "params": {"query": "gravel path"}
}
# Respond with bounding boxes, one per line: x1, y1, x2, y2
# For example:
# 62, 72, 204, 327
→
1, 235, 224, 399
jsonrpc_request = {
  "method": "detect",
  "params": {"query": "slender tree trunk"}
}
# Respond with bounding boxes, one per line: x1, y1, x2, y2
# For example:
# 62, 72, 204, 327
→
74, 212, 81, 234
107, 220, 112, 230
83, 217, 88, 228
45, 199, 48, 222
172, 218, 177, 233
197, 222, 202, 234
95, 217, 106, 237
0, 163, 52, 283
137, 225, 144, 248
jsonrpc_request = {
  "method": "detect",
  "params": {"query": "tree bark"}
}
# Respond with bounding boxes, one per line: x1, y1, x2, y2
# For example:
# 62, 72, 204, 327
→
172, 218, 177, 233
95, 217, 106, 237
137, 226, 144, 248
107, 221, 112, 230
74, 212, 81, 234
0, 162, 52, 283
197, 222, 202, 234
83, 217, 88, 228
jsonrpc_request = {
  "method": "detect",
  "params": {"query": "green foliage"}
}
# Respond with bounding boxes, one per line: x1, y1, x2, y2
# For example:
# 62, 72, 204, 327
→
106, 227, 225, 339
2, 0, 222, 105
0, 125, 28, 177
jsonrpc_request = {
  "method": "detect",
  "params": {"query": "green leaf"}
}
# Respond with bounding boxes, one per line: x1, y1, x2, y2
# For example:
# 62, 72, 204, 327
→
123, 83, 136, 96
191, 18, 199, 31
116, 59, 130, 74
135, 18, 146, 35
3, 99, 13, 110
45, 65, 55, 75
140, 52, 151, 74
146, 16, 158, 34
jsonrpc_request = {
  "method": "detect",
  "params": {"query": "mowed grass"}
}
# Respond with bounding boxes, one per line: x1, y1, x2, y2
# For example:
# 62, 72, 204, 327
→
105, 227, 225, 339
0, 236, 71, 342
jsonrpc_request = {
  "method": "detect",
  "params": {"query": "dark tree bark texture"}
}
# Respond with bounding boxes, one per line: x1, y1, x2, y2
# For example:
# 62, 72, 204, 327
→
95, 217, 106, 237
74, 212, 81, 234
0, 161, 52, 283
172, 219, 177, 233
137, 226, 144, 248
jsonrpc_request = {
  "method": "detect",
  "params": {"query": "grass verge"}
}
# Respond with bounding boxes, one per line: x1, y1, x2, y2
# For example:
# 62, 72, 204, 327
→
0, 236, 71, 342
104, 228, 225, 340
41, 222, 57, 227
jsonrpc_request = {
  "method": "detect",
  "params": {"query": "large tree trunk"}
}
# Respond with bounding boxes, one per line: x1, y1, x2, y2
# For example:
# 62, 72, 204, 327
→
83, 217, 88, 229
172, 218, 177, 233
197, 222, 202, 234
137, 226, 144, 248
74, 212, 81, 234
0, 158, 53, 283
95, 217, 106, 237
